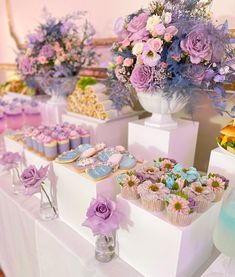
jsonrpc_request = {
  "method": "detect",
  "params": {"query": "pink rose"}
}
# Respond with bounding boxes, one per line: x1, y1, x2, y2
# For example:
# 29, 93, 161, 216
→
37, 56, 48, 64
121, 38, 131, 48
165, 26, 178, 36
160, 62, 168, 69
116, 56, 124, 65
123, 58, 134, 67
164, 33, 173, 42
147, 38, 163, 52
137, 55, 143, 65
154, 23, 166, 36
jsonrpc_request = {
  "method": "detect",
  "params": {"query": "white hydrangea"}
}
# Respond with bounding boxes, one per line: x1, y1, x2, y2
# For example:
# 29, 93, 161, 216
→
163, 12, 172, 24
146, 15, 161, 34
132, 42, 144, 56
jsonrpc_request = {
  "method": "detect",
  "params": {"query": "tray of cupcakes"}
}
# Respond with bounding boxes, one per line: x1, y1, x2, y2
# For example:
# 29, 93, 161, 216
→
22, 122, 91, 161
116, 157, 229, 226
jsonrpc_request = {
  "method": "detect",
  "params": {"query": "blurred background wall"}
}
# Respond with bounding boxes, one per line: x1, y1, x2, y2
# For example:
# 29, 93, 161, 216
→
0, 0, 235, 171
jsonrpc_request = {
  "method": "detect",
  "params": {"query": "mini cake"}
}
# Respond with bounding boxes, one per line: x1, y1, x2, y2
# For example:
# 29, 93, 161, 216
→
166, 194, 196, 226
206, 173, 229, 202
69, 130, 81, 149
0, 112, 5, 134
24, 104, 42, 127
79, 128, 91, 144
184, 182, 215, 212
24, 127, 34, 149
43, 136, 58, 160
57, 133, 70, 154
137, 180, 170, 212
118, 173, 141, 200
5, 106, 24, 130
31, 129, 41, 152
36, 133, 46, 156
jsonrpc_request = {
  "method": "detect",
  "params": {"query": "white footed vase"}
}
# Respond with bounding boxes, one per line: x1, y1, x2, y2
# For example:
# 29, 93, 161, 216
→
137, 91, 188, 128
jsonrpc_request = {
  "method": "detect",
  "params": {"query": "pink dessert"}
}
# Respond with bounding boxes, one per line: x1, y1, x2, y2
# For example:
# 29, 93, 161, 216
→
0, 113, 6, 134
36, 133, 46, 155
43, 136, 58, 160
5, 106, 24, 130
69, 130, 81, 149
57, 133, 70, 154
24, 106, 42, 127
78, 128, 91, 144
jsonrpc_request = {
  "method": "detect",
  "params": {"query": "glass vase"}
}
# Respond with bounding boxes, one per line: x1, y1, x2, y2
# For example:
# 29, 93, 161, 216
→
40, 180, 58, 220
213, 187, 235, 276
11, 166, 25, 195
95, 233, 116, 263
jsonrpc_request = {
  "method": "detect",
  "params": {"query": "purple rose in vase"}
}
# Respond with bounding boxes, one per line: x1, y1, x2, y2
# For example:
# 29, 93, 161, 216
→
130, 65, 154, 92
83, 197, 120, 236
0, 152, 22, 171
20, 165, 49, 195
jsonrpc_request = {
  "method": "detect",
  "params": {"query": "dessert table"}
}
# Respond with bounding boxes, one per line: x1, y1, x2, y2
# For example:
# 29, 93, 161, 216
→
0, 173, 141, 277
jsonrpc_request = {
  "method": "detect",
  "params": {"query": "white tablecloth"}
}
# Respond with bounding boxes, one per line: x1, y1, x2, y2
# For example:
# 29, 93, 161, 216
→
0, 173, 141, 277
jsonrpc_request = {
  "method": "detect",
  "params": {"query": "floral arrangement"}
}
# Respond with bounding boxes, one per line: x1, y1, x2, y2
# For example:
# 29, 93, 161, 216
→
83, 197, 121, 236
17, 9, 96, 78
111, 0, 235, 114
116, 156, 230, 225
0, 152, 22, 171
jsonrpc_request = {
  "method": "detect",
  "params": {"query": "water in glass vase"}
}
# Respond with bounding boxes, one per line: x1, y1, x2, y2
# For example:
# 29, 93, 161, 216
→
40, 182, 58, 220
213, 203, 235, 258
95, 234, 115, 263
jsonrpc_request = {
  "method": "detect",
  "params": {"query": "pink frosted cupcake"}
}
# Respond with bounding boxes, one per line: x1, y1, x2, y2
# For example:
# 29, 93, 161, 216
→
137, 165, 162, 182
5, 106, 24, 130
0, 112, 6, 134
78, 128, 91, 144
57, 133, 70, 154
206, 174, 229, 202
137, 180, 170, 212
24, 105, 42, 127
184, 182, 215, 213
31, 129, 41, 152
36, 133, 46, 156
24, 127, 34, 149
119, 173, 141, 200
69, 130, 81, 149
166, 194, 195, 226
43, 136, 58, 160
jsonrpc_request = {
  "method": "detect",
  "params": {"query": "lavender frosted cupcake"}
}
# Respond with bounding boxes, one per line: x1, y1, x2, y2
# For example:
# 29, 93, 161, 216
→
36, 133, 46, 156
43, 136, 58, 160
79, 128, 91, 144
31, 129, 40, 152
24, 127, 34, 149
183, 182, 215, 213
137, 180, 170, 212
57, 133, 70, 154
69, 130, 81, 149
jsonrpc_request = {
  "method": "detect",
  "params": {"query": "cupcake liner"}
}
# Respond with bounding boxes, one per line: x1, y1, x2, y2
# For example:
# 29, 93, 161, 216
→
121, 186, 140, 200
196, 199, 211, 213
141, 197, 164, 212
213, 191, 224, 202
167, 209, 194, 226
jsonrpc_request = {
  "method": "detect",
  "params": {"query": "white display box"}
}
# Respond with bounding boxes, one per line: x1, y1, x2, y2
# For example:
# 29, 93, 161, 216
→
117, 195, 221, 277
4, 136, 24, 154
201, 254, 230, 277
208, 147, 235, 185
62, 112, 140, 147
128, 118, 199, 167
53, 162, 128, 244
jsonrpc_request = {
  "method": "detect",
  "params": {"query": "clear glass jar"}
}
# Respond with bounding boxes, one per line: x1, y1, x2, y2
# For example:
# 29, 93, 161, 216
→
95, 233, 116, 263
213, 187, 235, 275
40, 179, 58, 220
11, 166, 25, 195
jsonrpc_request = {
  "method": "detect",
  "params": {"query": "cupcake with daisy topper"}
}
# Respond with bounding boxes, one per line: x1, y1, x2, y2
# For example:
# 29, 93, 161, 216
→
136, 164, 162, 182
117, 171, 141, 200
165, 193, 196, 226
137, 180, 170, 212
154, 157, 177, 173
206, 173, 229, 202
161, 173, 185, 193
183, 182, 215, 213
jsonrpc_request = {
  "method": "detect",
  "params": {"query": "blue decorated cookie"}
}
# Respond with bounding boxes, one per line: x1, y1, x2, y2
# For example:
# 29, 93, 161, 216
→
86, 164, 113, 181
96, 148, 116, 163
74, 157, 98, 172
119, 154, 136, 170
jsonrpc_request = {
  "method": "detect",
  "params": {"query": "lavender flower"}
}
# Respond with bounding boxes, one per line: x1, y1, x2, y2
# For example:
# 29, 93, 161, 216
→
130, 65, 154, 92
83, 197, 121, 236
0, 152, 22, 170
39, 44, 55, 58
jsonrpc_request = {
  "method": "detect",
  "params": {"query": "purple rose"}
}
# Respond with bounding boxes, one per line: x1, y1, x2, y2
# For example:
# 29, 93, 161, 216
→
0, 152, 22, 170
181, 25, 213, 64
185, 64, 206, 85
130, 65, 154, 92
129, 28, 149, 44
127, 12, 148, 33
39, 44, 55, 58
83, 197, 120, 235
19, 56, 35, 76
20, 165, 49, 195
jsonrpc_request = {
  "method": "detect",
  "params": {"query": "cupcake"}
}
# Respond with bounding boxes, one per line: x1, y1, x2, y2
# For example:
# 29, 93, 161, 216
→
166, 194, 196, 226
154, 157, 177, 173
57, 133, 70, 154
161, 174, 185, 193
184, 182, 215, 213
24, 127, 34, 149
79, 128, 91, 144
43, 136, 58, 160
118, 173, 140, 200
69, 130, 81, 149
206, 173, 229, 202
136, 165, 162, 182
31, 129, 40, 152
36, 133, 46, 156
137, 180, 170, 212
5, 106, 24, 130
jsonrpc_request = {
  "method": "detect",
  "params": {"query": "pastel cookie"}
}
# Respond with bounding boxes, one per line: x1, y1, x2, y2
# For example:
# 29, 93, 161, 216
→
86, 164, 113, 181
74, 157, 98, 172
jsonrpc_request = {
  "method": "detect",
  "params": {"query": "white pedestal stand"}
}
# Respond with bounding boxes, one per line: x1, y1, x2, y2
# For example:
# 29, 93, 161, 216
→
128, 118, 199, 167
116, 195, 221, 277
62, 112, 140, 147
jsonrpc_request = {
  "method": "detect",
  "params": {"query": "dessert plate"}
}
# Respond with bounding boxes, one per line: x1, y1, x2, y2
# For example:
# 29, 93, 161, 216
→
217, 142, 235, 157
